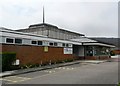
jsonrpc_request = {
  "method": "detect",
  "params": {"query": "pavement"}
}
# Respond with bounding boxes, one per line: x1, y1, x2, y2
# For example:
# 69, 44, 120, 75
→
2, 60, 118, 84
0, 60, 108, 78
110, 55, 120, 62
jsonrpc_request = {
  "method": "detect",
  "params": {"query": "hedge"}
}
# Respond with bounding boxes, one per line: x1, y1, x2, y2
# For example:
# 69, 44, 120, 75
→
110, 51, 115, 56
0, 52, 16, 71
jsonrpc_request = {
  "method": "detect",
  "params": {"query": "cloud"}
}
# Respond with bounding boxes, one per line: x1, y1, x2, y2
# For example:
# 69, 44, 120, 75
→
0, 0, 118, 37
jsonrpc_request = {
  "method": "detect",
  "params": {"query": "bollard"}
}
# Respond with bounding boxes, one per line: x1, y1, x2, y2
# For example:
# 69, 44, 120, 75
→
40, 61, 42, 66
49, 60, 51, 65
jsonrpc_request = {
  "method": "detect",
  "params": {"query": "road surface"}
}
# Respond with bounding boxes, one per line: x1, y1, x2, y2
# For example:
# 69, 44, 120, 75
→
1, 61, 119, 84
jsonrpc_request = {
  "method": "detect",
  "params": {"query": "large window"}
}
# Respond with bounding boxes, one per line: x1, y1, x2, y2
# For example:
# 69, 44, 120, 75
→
85, 46, 93, 56
38, 41, 42, 45
23, 39, 31, 45
62, 43, 66, 47
31, 40, 37, 45
43, 41, 49, 46
49, 42, 54, 46
54, 42, 57, 46
66, 44, 69, 47
68, 44, 72, 47
15, 38, 22, 44
6, 38, 14, 43
58, 43, 62, 47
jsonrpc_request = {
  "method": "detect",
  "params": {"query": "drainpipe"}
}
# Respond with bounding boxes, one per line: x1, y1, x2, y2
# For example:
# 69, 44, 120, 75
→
40, 61, 42, 66
92, 46, 95, 60
82, 43, 85, 60
49, 60, 51, 65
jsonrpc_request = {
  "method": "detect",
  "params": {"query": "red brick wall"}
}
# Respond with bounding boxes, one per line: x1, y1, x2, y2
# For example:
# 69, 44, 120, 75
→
73, 56, 110, 60
85, 56, 110, 60
99, 56, 110, 60
1, 44, 73, 65
73, 56, 85, 60
85, 56, 97, 60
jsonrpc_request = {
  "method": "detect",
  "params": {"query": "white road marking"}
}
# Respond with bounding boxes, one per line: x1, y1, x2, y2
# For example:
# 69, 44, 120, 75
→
44, 70, 56, 73
62, 67, 66, 69
71, 68, 74, 70
55, 67, 75, 70
2, 76, 31, 83
2, 66, 77, 84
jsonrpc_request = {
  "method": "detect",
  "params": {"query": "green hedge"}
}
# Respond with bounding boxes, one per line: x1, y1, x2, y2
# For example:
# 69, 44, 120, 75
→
110, 51, 115, 56
0, 52, 16, 71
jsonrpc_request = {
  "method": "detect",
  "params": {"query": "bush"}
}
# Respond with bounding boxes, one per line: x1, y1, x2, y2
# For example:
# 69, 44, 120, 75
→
0, 52, 16, 71
110, 51, 115, 56
117, 82, 120, 86
64, 59, 74, 62
20, 63, 40, 69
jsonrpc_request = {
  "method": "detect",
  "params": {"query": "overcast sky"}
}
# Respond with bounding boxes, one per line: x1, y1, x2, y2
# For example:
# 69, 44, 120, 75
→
0, 0, 119, 37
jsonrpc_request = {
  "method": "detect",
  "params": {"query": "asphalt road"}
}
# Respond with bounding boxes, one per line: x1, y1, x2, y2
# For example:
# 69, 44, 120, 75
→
2, 61, 118, 84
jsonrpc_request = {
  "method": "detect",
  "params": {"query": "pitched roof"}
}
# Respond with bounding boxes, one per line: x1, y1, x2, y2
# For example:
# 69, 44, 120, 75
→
17, 23, 85, 36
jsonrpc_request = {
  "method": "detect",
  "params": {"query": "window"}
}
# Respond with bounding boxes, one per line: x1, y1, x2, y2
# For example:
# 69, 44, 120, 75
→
6, 38, 14, 43
38, 41, 42, 45
31, 41, 37, 45
62, 43, 66, 47
66, 44, 69, 47
15, 38, 22, 44
54, 42, 57, 46
23, 39, 31, 45
0, 36, 6, 43
68, 44, 72, 47
85, 46, 93, 56
58, 43, 62, 47
49, 42, 54, 46
43, 41, 49, 46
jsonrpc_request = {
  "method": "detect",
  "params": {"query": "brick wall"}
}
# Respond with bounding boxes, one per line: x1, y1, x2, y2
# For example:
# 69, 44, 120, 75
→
1, 44, 73, 65
99, 56, 110, 60
85, 56, 110, 60
85, 56, 97, 60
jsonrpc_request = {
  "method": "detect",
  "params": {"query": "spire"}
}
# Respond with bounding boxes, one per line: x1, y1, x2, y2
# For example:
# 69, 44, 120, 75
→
43, 6, 45, 24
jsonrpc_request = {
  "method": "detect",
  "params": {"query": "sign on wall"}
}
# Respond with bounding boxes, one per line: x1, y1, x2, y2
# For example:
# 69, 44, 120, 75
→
13, 59, 20, 65
44, 46, 48, 52
64, 48, 73, 54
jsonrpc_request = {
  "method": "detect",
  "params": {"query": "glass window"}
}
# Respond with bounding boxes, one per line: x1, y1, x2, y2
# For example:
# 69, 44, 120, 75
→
62, 43, 66, 47
54, 42, 57, 46
38, 41, 42, 45
43, 41, 49, 46
66, 44, 69, 47
6, 38, 14, 43
15, 38, 22, 44
85, 46, 93, 56
49, 42, 54, 46
31, 41, 37, 44
68, 44, 72, 47
58, 43, 62, 47
23, 39, 31, 45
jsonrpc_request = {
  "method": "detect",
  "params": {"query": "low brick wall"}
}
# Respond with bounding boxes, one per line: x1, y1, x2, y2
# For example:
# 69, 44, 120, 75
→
73, 56, 85, 60
99, 56, 110, 60
85, 56, 110, 60
85, 56, 98, 60
73, 56, 110, 60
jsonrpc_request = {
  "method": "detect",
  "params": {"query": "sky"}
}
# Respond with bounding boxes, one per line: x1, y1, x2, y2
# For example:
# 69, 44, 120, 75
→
0, 0, 119, 37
